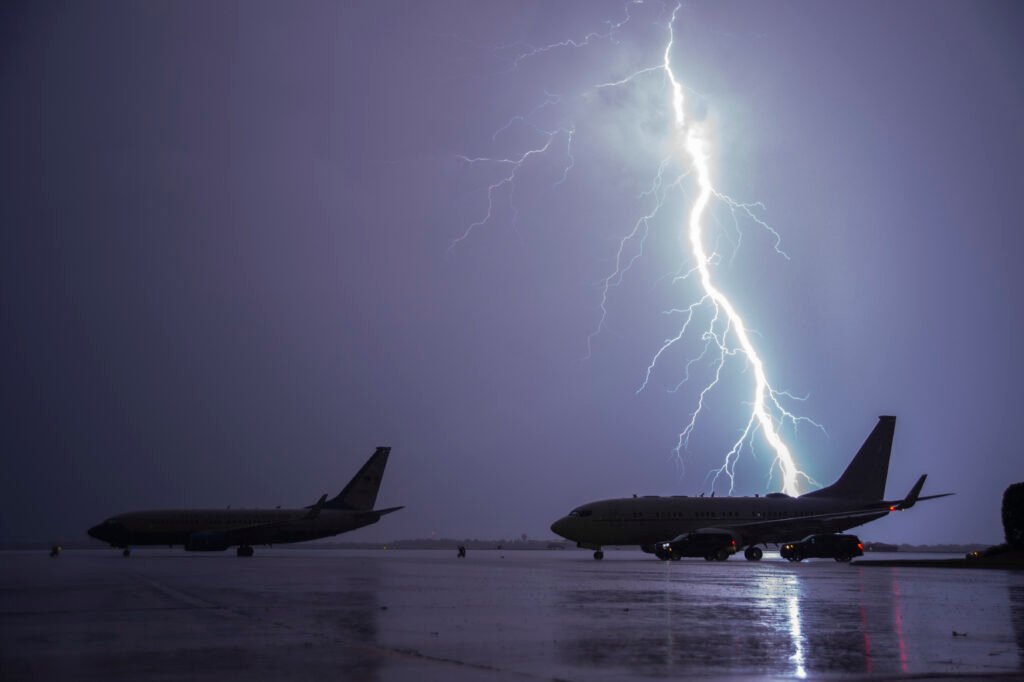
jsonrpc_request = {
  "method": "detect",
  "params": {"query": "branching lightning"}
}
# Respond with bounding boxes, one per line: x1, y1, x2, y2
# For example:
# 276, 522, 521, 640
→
449, 124, 575, 252
453, 1, 822, 496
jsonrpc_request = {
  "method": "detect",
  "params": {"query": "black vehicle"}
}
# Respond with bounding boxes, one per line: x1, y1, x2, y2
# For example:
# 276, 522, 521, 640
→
780, 533, 864, 562
655, 530, 738, 561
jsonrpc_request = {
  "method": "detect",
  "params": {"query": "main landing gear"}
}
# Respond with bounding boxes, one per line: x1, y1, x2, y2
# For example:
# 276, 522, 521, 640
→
704, 548, 731, 561
236, 545, 254, 557
744, 546, 763, 561
593, 550, 604, 560
122, 548, 131, 557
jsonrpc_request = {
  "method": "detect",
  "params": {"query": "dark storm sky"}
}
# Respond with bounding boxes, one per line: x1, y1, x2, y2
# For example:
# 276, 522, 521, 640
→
3, 1, 1022, 545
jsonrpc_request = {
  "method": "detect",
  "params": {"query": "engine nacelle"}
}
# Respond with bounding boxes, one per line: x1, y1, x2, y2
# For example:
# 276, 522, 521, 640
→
185, 531, 229, 551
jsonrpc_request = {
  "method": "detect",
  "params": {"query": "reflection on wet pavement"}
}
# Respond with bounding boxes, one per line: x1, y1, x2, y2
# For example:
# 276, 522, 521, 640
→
554, 558, 1023, 678
2, 549, 1022, 680
1010, 582, 1024, 670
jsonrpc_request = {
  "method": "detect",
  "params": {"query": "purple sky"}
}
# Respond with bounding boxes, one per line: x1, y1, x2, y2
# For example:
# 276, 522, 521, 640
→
2, 1, 1023, 545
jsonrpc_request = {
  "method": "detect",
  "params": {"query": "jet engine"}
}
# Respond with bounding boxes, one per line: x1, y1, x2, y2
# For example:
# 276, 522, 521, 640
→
185, 531, 229, 551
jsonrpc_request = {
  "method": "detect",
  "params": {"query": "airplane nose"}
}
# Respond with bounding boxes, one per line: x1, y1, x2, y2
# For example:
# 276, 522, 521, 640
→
88, 521, 122, 544
550, 517, 572, 540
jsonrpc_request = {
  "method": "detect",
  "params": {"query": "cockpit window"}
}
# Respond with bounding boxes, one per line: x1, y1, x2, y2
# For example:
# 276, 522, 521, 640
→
569, 509, 593, 517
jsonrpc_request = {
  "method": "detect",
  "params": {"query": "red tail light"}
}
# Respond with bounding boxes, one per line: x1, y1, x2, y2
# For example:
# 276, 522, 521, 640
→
857, 543, 864, 550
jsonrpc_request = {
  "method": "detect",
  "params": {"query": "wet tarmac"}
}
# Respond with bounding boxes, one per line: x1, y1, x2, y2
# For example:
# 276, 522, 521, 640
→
3, 548, 1024, 680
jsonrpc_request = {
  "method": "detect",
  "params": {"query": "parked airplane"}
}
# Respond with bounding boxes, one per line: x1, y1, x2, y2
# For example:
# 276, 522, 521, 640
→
88, 447, 401, 556
550, 416, 952, 560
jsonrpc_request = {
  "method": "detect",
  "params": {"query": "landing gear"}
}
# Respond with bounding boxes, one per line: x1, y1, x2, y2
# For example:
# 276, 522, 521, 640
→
593, 550, 604, 560
122, 548, 131, 558
744, 546, 763, 561
237, 545, 254, 558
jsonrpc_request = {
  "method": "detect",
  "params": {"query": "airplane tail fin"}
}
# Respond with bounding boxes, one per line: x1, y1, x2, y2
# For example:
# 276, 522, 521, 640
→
802, 416, 896, 501
323, 447, 392, 511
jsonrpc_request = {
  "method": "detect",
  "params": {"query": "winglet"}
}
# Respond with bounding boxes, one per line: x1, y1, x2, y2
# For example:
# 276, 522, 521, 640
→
896, 475, 927, 510
892, 475, 955, 510
304, 494, 328, 520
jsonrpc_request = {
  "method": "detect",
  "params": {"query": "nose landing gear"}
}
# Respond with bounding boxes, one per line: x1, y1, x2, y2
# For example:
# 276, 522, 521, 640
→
593, 550, 604, 560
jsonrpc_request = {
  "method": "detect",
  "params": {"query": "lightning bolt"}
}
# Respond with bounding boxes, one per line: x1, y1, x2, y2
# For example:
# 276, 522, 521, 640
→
454, 2, 821, 496
448, 124, 575, 253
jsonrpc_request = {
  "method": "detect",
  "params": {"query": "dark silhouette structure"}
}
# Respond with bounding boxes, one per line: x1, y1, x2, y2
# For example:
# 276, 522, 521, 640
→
87, 448, 401, 556
1003, 482, 1024, 549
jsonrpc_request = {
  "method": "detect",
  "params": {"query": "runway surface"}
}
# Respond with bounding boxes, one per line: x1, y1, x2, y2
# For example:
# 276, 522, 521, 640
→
3, 548, 1023, 680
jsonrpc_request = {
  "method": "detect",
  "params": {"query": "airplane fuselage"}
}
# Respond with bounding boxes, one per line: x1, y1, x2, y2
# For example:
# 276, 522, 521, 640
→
550, 417, 956, 558
551, 494, 888, 550
89, 507, 385, 549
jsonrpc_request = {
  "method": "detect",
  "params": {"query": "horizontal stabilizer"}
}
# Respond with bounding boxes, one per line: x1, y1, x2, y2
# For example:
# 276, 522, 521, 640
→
891, 475, 954, 510
355, 505, 404, 520
372, 506, 404, 516
915, 493, 955, 502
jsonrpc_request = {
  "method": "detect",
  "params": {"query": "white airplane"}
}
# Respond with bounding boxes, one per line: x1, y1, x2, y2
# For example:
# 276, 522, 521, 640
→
88, 447, 401, 556
550, 417, 952, 560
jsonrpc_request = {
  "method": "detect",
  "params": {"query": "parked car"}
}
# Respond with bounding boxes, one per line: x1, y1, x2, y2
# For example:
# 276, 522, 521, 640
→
655, 530, 738, 561
780, 534, 864, 562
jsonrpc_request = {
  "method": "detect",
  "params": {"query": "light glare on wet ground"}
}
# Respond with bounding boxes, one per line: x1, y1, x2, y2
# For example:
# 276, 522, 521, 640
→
2, 549, 1023, 680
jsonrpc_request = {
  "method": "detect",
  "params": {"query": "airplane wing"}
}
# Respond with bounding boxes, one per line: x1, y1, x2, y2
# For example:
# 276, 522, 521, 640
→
216, 514, 309, 539
707, 507, 892, 546
192, 500, 330, 542
708, 475, 955, 546
214, 504, 405, 545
